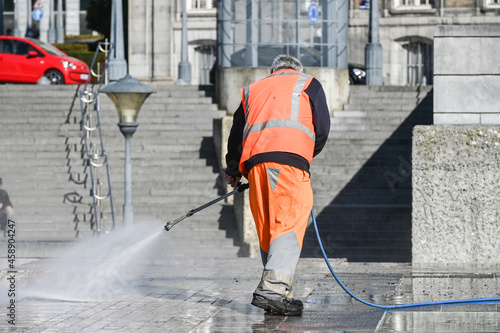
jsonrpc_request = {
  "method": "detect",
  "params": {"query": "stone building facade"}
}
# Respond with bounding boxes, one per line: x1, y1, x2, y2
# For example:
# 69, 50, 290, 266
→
3, 0, 87, 41
129, 0, 500, 86
3, 0, 500, 86
349, 0, 500, 86
412, 25, 500, 266
128, 0, 217, 84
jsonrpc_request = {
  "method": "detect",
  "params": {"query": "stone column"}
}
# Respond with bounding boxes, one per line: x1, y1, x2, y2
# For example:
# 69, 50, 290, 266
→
56, 0, 64, 43
65, 0, 79, 36
47, 0, 55, 43
412, 25, 500, 266
365, 0, 383, 85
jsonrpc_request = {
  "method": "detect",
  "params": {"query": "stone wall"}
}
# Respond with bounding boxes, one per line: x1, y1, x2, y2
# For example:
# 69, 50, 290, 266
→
434, 25, 500, 125
128, 0, 174, 81
412, 24, 500, 266
412, 126, 500, 266
213, 117, 259, 258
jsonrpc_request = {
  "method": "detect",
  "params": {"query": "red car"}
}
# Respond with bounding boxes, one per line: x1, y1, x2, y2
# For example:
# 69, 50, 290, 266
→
0, 36, 90, 85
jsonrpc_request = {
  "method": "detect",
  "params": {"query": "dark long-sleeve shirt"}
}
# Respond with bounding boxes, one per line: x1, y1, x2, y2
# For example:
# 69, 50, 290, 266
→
225, 77, 330, 178
0, 189, 13, 211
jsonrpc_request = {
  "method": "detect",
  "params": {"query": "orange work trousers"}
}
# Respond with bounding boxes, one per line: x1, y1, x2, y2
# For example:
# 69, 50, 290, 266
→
248, 161, 313, 300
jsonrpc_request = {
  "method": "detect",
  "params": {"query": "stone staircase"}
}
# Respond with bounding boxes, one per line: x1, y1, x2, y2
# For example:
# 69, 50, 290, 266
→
303, 85, 434, 262
0, 84, 241, 258
0, 83, 433, 262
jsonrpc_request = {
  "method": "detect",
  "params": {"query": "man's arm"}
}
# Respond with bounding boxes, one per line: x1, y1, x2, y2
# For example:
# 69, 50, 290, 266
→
305, 78, 331, 157
225, 102, 245, 187
0, 189, 13, 211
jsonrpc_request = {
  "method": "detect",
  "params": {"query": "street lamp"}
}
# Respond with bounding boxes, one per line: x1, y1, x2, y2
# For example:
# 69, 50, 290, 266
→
101, 75, 156, 227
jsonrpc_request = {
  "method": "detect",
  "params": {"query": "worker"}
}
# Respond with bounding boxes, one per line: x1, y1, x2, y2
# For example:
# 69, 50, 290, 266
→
224, 54, 330, 316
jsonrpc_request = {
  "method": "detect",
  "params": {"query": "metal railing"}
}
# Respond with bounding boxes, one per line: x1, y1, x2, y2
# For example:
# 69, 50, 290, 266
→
79, 40, 116, 234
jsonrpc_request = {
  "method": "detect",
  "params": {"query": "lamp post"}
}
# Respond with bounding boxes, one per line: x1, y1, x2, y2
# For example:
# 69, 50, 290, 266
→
175, 0, 191, 85
365, 0, 383, 85
0, 0, 4, 35
26, 0, 32, 35
101, 75, 156, 227
108, 0, 128, 81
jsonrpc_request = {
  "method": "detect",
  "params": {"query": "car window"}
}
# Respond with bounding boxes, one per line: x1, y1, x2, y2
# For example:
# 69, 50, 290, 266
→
29, 38, 66, 57
13, 41, 37, 56
0, 40, 15, 54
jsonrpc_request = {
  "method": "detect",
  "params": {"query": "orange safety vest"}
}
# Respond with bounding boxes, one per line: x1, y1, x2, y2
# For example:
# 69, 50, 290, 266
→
239, 69, 316, 177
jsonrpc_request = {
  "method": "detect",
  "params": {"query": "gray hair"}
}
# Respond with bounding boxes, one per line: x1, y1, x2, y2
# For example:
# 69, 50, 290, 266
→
271, 54, 303, 73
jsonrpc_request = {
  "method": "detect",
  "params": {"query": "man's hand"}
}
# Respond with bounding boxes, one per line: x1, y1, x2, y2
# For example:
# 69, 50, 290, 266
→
225, 174, 241, 188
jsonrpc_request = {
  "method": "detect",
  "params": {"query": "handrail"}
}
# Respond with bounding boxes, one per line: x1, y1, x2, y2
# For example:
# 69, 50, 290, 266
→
79, 40, 116, 234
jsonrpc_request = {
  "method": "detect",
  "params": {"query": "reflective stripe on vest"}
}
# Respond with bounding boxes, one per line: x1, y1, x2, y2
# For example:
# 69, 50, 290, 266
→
242, 72, 315, 143
238, 70, 316, 176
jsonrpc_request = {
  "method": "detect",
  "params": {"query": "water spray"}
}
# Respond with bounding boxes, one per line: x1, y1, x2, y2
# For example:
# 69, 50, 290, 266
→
164, 183, 249, 231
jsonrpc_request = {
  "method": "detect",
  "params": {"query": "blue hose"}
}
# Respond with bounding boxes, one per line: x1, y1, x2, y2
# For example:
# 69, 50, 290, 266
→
311, 208, 500, 309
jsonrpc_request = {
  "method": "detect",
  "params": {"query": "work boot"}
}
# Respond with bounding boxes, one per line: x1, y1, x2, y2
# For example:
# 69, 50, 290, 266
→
251, 293, 303, 316
290, 298, 303, 309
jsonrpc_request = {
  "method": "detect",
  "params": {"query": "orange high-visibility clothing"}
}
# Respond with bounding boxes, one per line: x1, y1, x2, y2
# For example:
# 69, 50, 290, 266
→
248, 162, 313, 253
248, 161, 313, 299
238, 69, 316, 177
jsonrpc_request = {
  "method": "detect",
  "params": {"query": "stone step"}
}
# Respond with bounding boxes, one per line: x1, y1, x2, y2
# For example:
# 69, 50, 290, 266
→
0, 83, 433, 261
304, 86, 433, 262
328, 130, 409, 140
349, 85, 432, 93
2, 236, 240, 258
343, 103, 432, 112
1, 110, 226, 124
0, 82, 241, 257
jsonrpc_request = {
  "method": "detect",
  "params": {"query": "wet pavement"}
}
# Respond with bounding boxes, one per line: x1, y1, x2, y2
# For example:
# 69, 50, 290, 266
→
1, 228, 500, 332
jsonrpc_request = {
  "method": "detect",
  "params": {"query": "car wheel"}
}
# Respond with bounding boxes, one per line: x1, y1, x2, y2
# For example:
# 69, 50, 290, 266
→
44, 69, 65, 85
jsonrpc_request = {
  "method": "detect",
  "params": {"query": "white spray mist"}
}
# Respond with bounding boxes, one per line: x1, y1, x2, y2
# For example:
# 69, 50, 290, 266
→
21, 220, 164, 302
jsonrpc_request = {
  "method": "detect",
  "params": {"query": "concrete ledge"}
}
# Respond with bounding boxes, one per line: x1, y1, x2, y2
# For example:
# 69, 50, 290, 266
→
433, 113, 480, 125
412, 125, 500, 266
435, 24, 500, 37
215, 67, 349, 115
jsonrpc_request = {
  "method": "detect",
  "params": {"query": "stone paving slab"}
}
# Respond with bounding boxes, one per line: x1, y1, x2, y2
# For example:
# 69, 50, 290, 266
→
1, 227, 500, 332
0, 257, 395, 332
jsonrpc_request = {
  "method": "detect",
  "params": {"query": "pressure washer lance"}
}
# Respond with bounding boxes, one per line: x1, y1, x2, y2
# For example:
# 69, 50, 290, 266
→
164, 183, 249, 231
